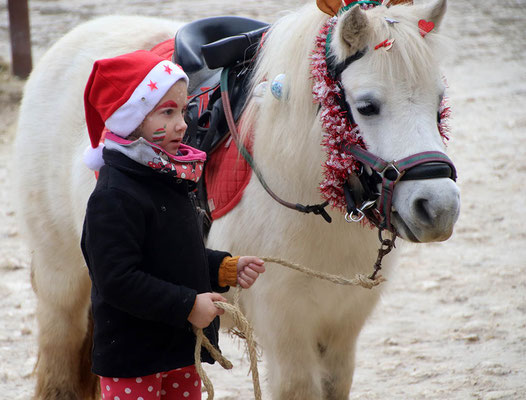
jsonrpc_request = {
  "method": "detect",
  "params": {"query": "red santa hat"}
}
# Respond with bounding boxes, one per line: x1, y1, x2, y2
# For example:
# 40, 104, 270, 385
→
83, 50, 189, 170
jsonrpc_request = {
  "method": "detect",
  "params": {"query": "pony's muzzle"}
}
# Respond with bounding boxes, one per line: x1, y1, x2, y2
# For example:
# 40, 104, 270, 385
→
393, 178, 460, 243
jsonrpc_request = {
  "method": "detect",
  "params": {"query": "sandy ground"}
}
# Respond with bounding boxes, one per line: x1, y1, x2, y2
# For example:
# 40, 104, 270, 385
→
1, 0, 525, 399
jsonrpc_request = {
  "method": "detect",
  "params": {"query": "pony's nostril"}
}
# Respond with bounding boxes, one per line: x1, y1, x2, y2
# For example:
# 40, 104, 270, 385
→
414, 198, 434, 226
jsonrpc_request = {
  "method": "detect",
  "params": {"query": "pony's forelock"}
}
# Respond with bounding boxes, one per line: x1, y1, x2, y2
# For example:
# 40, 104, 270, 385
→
368, 5, 447, 84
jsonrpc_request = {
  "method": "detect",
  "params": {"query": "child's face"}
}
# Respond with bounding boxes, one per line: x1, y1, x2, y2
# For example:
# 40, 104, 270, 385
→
140, 80, 188, 155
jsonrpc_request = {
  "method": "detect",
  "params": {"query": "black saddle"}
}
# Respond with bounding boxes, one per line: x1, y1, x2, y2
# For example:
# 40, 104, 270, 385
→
173, 16, 268, 156
173, 16, 268, 94
172, 16, 269, 237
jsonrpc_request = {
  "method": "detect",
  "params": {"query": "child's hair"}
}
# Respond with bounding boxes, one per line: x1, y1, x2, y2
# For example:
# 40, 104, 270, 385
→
126, 127, 142, 141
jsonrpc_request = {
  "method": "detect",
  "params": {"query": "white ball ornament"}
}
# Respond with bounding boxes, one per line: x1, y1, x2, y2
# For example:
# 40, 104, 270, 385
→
270, 73, 288, 101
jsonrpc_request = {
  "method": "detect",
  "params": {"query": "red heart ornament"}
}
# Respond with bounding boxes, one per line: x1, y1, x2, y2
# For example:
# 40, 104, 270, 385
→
418, 19, 435, 37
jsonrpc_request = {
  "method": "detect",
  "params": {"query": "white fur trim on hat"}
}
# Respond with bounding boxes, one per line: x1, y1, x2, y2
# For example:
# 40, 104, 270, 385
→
83, 143, 105, 171
105, 60, 188, 137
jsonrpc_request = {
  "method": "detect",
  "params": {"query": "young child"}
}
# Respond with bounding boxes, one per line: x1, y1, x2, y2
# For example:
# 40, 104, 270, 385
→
81, 50, 265, 400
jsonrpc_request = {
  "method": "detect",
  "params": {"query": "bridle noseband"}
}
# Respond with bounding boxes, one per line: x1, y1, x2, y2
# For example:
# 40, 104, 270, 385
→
325, 41, 457, 278
341, 144, 457, 233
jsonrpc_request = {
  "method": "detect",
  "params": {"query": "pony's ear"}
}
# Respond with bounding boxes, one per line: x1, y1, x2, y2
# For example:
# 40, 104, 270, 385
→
420, 0, 447, 29
332, 5, 372, 59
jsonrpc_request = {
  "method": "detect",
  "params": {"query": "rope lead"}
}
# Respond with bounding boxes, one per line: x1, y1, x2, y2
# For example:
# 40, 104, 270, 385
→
193, 256, 385, 399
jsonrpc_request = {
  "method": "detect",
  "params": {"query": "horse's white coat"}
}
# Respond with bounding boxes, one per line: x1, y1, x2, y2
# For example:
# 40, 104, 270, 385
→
14, 1, 459, 399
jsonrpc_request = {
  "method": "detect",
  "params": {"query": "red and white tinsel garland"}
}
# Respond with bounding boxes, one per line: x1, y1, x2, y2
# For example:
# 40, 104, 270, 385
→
310, 18, 451, 213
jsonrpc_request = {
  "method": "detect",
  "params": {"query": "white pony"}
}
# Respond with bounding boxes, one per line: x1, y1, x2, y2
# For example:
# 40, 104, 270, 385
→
14, 1, 459, 399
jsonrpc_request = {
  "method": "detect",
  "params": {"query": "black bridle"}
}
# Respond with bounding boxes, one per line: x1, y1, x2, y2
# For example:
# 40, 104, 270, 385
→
220, 60, 457, 235
326, 48, 457, 234
341, 144, 457, 233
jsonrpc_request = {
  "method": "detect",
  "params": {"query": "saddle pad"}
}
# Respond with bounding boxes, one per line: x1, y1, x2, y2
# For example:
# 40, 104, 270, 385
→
150, 39, 174, 60
150, 39, 253, 221
205, 136, 252, 220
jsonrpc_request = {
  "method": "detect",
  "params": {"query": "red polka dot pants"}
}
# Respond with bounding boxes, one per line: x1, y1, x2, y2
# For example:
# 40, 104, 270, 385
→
99, 365, 201, 399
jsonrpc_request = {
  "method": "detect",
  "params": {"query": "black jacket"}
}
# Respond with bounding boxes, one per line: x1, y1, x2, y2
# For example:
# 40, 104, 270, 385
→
81, 149, 230, 377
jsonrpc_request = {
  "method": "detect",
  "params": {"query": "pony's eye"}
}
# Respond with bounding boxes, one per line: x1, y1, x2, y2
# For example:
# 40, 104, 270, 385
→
356, 103, 380, 116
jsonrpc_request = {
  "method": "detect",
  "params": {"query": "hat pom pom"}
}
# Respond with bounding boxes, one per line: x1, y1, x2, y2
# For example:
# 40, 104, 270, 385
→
83, 144, 105, 171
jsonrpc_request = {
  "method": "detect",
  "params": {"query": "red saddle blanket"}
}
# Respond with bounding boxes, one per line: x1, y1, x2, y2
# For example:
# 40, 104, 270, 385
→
150, 39, 252, 220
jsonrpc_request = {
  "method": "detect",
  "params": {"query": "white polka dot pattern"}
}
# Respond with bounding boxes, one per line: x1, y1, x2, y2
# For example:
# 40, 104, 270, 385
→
99, 366, 201, 399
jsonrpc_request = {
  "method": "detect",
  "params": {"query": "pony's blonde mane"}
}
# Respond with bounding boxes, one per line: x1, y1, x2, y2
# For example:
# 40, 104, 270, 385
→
242, 6, 327, 150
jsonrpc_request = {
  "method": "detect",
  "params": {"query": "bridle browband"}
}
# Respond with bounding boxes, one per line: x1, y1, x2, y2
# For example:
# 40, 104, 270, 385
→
326, 49, 367, 81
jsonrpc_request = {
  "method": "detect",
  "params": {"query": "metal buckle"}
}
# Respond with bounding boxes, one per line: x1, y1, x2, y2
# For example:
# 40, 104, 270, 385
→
345, 208, 364, 223
380, 161, 408, 184
380, 161, 400, 179
344, 199, 377, 223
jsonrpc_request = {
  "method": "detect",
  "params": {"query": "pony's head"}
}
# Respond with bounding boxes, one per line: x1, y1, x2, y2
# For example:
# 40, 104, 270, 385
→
325, 0, 459, 242
246, 0, 459, 243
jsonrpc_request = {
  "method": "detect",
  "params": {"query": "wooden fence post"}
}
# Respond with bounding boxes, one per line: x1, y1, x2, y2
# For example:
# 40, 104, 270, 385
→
7, 0, 32, 78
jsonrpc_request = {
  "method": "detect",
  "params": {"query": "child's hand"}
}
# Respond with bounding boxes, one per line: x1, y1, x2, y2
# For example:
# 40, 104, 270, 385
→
237, 256, 265, 289
188, 292, 227, 328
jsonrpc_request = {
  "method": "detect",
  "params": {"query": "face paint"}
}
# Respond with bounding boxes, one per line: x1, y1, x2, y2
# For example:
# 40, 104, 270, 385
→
154, 100, 178, 112
152, 125, 166, 143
